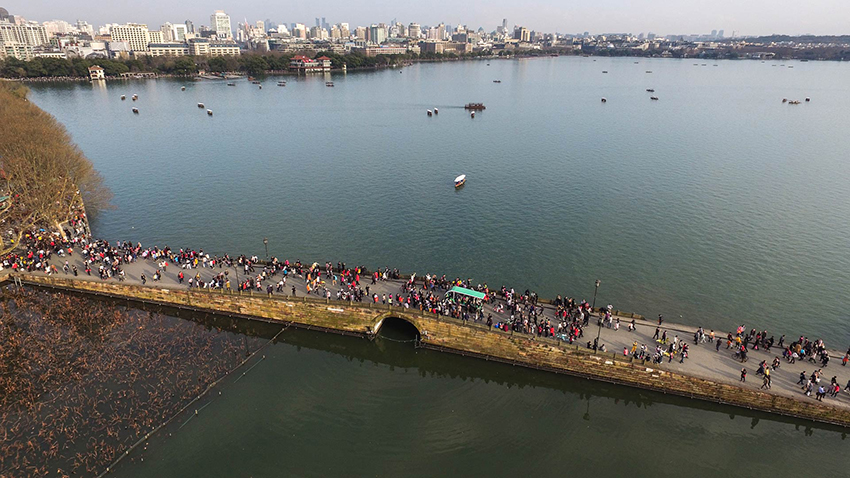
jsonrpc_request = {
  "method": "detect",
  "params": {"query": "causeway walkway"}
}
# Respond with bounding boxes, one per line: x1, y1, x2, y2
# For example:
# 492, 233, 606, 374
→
15, 253, 850, 413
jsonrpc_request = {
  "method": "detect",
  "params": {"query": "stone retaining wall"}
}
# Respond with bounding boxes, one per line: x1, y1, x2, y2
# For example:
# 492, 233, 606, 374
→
12, 273, 850, 428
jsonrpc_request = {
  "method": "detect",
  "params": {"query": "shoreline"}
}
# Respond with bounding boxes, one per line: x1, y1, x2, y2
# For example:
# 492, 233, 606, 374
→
5, 54, 828, 85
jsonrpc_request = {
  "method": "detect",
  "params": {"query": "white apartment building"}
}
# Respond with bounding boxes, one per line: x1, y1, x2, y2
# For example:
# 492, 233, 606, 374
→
109, 23, 150, 51
210, 10, 232, 39
0, 22, 50, 47
0, 21, 50, 59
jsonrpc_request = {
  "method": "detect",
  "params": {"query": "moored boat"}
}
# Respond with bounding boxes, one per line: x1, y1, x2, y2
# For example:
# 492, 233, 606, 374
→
207, 109, 213, 116
464, 103, 485, 110
197, 103, 205, 108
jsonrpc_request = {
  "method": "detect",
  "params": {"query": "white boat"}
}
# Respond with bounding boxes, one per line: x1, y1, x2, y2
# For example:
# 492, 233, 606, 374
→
454, 175, 466, 188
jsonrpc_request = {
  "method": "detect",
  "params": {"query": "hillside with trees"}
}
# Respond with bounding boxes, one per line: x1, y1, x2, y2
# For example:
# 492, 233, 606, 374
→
0, 81, 112, 253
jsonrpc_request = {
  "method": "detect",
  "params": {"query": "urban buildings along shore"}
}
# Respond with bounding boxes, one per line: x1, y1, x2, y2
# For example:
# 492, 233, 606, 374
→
2, 6, 849, 65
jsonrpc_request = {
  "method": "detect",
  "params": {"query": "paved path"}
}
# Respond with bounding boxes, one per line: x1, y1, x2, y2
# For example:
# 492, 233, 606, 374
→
20, 252, 850, 412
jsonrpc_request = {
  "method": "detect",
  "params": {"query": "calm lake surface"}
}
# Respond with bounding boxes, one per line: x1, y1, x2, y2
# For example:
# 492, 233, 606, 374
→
29, 56, 850, 343
112, 317, 848, 478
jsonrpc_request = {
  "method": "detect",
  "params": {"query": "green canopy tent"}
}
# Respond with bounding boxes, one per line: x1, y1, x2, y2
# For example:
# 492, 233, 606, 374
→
446, 286, 486, 300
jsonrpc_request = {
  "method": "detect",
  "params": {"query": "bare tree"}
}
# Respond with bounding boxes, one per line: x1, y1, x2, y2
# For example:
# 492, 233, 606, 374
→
0, 81, 112, 253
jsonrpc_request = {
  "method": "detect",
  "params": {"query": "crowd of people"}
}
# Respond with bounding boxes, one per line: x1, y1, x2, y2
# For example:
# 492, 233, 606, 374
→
4, 221, 850, 420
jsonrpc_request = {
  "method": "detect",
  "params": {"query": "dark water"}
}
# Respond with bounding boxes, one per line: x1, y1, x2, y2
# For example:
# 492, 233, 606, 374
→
27, 57, 850, 345
112, 316, 847, 478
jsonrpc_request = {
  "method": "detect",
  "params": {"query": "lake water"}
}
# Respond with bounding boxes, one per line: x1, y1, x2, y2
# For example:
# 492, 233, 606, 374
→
28, 56, 850, 344
112, 317, 848, 478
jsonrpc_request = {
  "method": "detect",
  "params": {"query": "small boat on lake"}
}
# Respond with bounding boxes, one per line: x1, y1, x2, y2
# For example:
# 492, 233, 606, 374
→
601, 98, 607, 103
227, 82, 236, 86
197, 103, 205, 108
207, 109, 213, 116
278, 81, 286, 86
434, 108, 439, 114
181, 86, 186, 91
454, 175, 466, 188
121, 95, 126, 100
326, 81, 334, 87
131, 94, 138, 101
493, 80, 501, 83
132, 107, 139, 114
427, 110, 432, 116
650, 96, 659, 101
646, 88, 655, 92
464, 103, 485, 110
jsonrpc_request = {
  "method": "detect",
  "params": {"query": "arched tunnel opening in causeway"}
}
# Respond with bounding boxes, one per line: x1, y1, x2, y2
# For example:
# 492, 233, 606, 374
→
377, 317, 421, 342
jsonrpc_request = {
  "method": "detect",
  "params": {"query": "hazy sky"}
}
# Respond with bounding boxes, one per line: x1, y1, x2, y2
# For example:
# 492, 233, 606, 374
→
3, 0, 845, 36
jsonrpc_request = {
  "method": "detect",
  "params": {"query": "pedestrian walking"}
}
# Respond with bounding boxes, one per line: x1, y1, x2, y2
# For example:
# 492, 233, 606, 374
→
740, 368, 747, 382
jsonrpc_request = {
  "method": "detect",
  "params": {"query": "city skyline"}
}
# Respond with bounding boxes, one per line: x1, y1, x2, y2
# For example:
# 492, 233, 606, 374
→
2, 0, 846, 36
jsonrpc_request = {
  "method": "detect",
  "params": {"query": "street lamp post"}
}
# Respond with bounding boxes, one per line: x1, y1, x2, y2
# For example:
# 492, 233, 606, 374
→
263, 237, 269, 260
593, 279, 602, 345
592, 279, 601, 310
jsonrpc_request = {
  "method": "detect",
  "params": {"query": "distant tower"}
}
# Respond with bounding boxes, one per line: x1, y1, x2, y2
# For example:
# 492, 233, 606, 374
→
185, 20, 194, 33
718, 29, 725, 38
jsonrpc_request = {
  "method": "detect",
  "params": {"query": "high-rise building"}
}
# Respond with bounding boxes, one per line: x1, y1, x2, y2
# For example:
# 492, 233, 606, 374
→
710, 29, 717, 38
408, 23, 420, 39
368, 24, 387, 44
514, 26, 529, 42
109, 23, 150, 51
161, 22, 188, 42
718, 29, 725, 38
0, 21, 50, 45
0, 20, 50, 59
184, 20, 194, 33
210, 10, 232, 39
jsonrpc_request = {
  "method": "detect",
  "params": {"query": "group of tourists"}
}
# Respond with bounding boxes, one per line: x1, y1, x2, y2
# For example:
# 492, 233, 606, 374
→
5, 223, 850, 409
